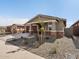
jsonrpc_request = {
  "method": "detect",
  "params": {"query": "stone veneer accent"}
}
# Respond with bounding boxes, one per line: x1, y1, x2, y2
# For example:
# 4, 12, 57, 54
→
56, 32, 64, 38
46, 31, 64, 39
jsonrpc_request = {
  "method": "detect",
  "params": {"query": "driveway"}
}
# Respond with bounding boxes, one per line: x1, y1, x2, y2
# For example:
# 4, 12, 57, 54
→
0, 35, 45, 59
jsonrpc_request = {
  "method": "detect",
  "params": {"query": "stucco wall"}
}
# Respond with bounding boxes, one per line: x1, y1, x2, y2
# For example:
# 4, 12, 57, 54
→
48, 21, 65, 38
56, 21, 64, 32
56, 21, 65, 38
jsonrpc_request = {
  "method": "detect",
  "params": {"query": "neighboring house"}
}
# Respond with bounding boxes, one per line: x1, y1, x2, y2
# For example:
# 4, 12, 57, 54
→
11, 24, 25, 34
70, 20, 79, 36
0, 26, 6, 34
6, 26, 12, 34
6, 24, 25, 34
24, 14, 66, 38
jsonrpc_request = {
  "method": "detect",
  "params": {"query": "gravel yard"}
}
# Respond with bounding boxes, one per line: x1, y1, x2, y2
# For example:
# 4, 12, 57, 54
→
27, 42, 55, 59
28, 37, 79, 59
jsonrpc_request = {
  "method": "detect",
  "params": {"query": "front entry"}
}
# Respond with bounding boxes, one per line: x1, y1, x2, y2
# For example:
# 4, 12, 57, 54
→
32, 26, 38, 33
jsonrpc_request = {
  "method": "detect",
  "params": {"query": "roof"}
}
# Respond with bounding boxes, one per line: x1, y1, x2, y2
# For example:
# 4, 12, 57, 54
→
24, 14, 66, 27
70, 20, 79, 27
12, 24, 24, 27
26, 14, 66, 23
0, 26, 6, 29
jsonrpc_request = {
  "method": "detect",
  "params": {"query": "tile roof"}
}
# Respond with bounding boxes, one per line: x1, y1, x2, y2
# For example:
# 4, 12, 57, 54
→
70, 20, 79, 27
26, 14, 66, 23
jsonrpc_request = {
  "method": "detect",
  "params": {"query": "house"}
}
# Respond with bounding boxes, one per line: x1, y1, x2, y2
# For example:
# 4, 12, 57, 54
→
0, 26, 6, 35
6, 24, 25, 34
24, 14, 66, 38
70, 20, 79, 36
6, 26, 12, 34
11, 24, 25, 34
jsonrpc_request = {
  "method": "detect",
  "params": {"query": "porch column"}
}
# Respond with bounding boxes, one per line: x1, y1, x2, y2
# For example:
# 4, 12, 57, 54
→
25, 26, 26, 33
16, 27, 18, 33
29, 24, 32, 34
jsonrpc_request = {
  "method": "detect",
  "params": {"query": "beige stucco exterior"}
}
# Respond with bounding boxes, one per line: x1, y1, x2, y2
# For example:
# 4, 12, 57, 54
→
24, 14, 66, 38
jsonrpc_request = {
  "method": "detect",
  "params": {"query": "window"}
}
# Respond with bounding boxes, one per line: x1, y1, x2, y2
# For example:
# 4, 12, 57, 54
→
49, 27, 52, 30
48, 25, 52, 30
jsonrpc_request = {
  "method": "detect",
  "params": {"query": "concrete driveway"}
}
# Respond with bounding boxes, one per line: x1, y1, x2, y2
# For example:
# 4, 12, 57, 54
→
0, 35, 45, 59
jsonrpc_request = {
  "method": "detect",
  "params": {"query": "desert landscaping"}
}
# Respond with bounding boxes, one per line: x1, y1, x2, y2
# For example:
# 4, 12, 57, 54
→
0, 33, 79, 59
0, 14, 79, 59
1, 0, 79, 59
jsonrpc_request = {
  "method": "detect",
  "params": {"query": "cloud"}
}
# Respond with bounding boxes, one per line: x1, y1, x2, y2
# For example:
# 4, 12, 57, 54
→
0, 16, 29, 26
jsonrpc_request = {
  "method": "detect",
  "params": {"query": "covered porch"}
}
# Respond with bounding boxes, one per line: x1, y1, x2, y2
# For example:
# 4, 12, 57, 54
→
25, 20, 57, 39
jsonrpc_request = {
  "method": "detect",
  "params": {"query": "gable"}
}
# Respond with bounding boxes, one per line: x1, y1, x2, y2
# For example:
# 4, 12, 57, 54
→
26, 14, 66, 27
27, 15, 57, 23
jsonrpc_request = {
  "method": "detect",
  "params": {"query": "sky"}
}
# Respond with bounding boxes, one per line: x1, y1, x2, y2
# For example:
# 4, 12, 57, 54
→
0, 0, 79, 27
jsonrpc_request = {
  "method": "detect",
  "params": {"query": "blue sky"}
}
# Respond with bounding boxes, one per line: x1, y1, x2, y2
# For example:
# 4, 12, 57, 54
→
0, 0, 79, 27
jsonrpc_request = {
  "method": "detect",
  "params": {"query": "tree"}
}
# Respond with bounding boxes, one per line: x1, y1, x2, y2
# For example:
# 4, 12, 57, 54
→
37, 20, 45, 44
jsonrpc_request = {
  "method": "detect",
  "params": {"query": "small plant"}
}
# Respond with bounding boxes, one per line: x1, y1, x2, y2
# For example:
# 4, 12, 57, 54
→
52, 47, 57, 54
49, 41, 60, 55
33, 41, 40, 48
49, 47, 57, 57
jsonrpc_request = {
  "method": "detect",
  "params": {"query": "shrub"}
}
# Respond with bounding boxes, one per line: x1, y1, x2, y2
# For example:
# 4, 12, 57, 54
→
51, 47, 57, 54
